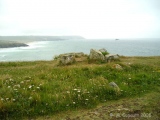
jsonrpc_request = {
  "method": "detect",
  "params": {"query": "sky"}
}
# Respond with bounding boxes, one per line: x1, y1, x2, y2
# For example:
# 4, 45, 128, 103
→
0, 0, 160, 39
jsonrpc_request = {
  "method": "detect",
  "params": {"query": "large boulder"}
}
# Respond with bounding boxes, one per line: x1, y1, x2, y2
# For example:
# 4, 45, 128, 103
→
99, 48, 108, 53
59, 52, 84, 58
59, 54, 75, 65
109, 82, 120, 92
89, 49, 105, 61
105, 54, 119, 62
75, 52, 85, 57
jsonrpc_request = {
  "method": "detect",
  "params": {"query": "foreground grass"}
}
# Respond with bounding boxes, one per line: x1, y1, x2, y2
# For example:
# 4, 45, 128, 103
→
38, 90, 160, 120
0, 56, 160, 119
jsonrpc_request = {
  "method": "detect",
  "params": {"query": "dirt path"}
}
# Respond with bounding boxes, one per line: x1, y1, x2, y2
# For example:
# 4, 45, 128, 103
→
35, 92, 159, 120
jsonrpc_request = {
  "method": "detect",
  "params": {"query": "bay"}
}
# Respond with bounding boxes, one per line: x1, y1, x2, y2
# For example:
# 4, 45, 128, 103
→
0, 39, 160, 62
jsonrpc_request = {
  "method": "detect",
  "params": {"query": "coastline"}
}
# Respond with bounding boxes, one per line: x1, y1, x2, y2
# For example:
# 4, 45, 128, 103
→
0, 39, 160, 62
0, 41, 28, 48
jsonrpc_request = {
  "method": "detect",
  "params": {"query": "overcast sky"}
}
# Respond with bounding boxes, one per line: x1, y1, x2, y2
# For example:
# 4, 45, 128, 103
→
0, 0, 160, 38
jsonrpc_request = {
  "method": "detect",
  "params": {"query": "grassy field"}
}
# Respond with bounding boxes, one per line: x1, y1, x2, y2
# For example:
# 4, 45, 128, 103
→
0, 56, 160, 119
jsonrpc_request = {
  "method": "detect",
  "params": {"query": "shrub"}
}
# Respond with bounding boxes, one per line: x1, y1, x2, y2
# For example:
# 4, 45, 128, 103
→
101, 51, 109, 56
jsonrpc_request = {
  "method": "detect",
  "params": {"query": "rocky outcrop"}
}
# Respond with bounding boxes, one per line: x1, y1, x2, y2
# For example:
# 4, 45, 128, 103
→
74, 52, 85, 57
59, 52, 84, 58
105, 54, 119, 62
56, 48, 119, 65
99, 48, 108, 53
89, 48, 119, 63
89, 49, 105, 61
59, 54, 75, 65
58, 52, 85, 65
109, 82, 120, 92
112, 64, 123, 70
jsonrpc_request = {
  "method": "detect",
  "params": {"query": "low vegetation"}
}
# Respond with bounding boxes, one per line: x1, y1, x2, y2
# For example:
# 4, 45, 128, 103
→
101, 51, 109, 56
0, 56, 160, 119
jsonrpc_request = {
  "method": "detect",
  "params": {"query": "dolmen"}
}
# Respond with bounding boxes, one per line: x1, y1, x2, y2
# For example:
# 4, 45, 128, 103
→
89, 48, 119, 62
58, 52, 84, 65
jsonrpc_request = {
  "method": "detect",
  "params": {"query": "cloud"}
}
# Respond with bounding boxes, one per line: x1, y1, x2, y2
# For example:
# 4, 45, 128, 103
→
0, 0, 160, 38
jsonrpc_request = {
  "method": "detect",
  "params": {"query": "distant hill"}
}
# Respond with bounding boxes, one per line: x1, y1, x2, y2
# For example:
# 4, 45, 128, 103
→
0, 36, 85, 48
0, 36, 85, 43
0, 41, 28, 48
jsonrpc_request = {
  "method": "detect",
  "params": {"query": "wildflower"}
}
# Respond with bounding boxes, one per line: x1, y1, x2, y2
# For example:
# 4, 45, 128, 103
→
123, 82, 127, 85
77, 90, 81, 93
73, 102, 76, 104
6, 98, 9, 101
29, 97, 32, 100
29, 85, 32, 89
26, 80, 30, 82
36, 87, 40, 89
129, 78, 131, 80
73, 89, 77, 91
14, 84, 20, 88
1, 98, 4, 101
66, 91, 70, 94
12, 99, 16, 102
85, 99, 89, 101
20, 81, 24, 84
10, 78, 13, 81
8, 86, 11, 88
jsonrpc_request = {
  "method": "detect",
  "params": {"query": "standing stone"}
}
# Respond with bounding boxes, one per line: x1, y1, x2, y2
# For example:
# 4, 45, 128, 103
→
89, 49, 105, 61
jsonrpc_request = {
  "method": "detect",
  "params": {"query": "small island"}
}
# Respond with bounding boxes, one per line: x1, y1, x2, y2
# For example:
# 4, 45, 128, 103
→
0, 41, 28, 48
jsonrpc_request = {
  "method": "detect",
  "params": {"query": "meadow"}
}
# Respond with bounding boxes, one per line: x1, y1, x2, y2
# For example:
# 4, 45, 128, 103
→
0, 56, 160, 119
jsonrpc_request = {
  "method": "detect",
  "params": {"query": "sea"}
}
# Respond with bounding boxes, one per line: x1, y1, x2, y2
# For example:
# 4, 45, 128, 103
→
0, 38, 160, 62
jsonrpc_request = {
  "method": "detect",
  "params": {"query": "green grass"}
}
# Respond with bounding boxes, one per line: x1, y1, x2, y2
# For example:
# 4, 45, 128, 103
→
0, 56, 160, 119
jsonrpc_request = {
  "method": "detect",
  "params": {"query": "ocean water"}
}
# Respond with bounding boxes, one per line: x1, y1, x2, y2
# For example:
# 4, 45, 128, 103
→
0, 39, 160, 62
